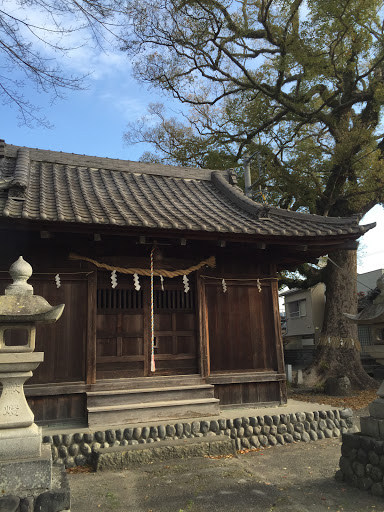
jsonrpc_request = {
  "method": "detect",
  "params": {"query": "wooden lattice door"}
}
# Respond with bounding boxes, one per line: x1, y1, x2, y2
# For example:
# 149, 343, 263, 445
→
96, 274, 198, 378
152, 281, 198, 375
96, 274, 145, 379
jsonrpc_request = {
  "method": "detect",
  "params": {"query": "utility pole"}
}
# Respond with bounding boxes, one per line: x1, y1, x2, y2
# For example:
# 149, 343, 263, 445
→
243, 152, 252, 198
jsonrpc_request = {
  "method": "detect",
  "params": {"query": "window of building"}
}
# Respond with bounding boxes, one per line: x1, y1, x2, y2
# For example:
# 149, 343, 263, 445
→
288, 299, 306, 318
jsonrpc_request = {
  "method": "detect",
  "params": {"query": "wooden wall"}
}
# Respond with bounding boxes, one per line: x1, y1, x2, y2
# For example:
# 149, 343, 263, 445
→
0, 274, 88, 384
213, 382, 281, 406
205, 280, 277, 372
0, 229, 286, 421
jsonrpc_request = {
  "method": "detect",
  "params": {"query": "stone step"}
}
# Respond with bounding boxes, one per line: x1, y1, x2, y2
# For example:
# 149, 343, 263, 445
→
92, 434, 235, 470
87, 398, 221, 428
89, 374, 203, 392
87, 384, 215, 407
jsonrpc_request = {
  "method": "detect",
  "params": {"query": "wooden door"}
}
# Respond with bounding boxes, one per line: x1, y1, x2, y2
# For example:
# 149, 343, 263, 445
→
96, 274, 198, 378
96, 274, 145, 379
153, 280, 198, 375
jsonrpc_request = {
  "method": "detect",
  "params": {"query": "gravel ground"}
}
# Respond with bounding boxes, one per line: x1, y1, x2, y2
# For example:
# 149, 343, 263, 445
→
68, 409, 383, 512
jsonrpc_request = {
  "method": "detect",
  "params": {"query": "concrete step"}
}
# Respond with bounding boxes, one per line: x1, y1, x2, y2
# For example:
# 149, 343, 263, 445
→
87, 397, 221, 428
87, 384, 215, 408
90, 374, 203, 392
92, 434, 235, 470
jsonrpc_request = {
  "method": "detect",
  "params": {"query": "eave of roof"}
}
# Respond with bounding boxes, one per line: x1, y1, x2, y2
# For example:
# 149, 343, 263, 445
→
0, 141, 375, 244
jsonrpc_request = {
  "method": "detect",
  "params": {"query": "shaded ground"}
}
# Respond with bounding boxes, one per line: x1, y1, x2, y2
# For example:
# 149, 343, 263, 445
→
68, 437, 382, 512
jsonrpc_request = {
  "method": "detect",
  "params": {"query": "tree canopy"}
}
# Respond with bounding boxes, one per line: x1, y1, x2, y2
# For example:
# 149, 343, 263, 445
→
124, 0, 384, 219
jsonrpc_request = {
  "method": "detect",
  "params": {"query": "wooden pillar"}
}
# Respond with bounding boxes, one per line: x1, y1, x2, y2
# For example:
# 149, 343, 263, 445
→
86, 270, 97, 384
270, 264, 287, 403
143, 277, 150, 376
196, 272, 210, 377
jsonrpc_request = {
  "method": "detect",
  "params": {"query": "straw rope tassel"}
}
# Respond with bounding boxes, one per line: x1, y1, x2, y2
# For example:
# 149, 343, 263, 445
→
150, 247, 156, 373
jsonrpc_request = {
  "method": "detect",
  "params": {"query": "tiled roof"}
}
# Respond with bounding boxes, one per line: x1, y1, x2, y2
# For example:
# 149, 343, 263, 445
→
0, 142, 374, 240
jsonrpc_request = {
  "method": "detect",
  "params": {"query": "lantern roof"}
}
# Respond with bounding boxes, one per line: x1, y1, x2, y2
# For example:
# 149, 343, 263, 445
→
345, 275, 384, 325
0, 257, 64, 323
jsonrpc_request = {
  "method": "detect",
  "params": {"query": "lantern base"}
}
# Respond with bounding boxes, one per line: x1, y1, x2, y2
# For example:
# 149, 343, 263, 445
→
0, 423, 42, 460
0, 443, 52, 492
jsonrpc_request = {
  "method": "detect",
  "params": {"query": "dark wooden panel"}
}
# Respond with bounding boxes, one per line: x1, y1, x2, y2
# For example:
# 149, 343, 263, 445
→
207, 372, 286, 384
176, 313, 195, 330
206, 282, 277, 373
155, 314, 172, 331
121, 314, 144, 336
27, 394, 86, 424
96, 360, 144, 379
97, 337, 117, 357
177, 336, 196, 354
24, 277, 88, 384
154, 357, 198, 375
213, 382, 281, 405
122, 337, 144, 356
155, 335, 173, 354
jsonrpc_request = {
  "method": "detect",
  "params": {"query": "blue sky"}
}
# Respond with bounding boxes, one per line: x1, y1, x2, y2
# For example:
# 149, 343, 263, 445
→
1, 3, 383, 274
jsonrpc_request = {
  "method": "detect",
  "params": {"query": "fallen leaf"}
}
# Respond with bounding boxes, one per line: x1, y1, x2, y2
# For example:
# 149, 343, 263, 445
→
289, 389, 376, 410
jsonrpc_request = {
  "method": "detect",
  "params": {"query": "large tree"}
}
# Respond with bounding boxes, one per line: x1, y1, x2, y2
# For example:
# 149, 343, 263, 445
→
123, 0, 384, 388
0, 0, 124, 126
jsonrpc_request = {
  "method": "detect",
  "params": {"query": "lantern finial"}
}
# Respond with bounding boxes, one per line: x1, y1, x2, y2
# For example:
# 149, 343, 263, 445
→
5, 256, 33, 295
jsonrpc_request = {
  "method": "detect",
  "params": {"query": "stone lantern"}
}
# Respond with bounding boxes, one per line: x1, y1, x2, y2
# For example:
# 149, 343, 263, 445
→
0, 256, 64, 493
344, 274, 384, 364
336, 272, 384, 496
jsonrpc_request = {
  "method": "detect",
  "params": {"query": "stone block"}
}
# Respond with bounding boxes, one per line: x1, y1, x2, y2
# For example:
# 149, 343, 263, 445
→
258, 435, 268, 447
33, 464, 70, 512
368, 450, 380, 465
0, 496, 20, 512
358, 477, 373, 491
361, 417, 383, 439
340, 408, 353, 419
325, 376, 351, 396
20, 496, 33, 512
369, 399, 384, 419
0, 444, 51, 493
309, 431, 318, 441
335, 470, 344, 482
92, 435, 236, 470
339, 456, 353, 476
371, 482, 384, 496
0, 424, 42, 461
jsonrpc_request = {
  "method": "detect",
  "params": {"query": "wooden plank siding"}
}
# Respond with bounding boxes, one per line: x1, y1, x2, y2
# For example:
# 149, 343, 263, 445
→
213, 381, 281, 406
0, 274, 88, 384
0, 233, 287, 422
205, 280, 277, 373
27, 394, 86, 425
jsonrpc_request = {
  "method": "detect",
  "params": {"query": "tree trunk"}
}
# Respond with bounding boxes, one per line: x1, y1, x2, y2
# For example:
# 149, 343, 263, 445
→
303, 249, 377, 389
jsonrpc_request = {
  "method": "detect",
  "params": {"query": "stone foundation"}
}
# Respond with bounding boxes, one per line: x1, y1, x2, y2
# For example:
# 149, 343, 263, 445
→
0, 463, 70, 512
43, 408, 355, 468
336, 432, 384, 496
